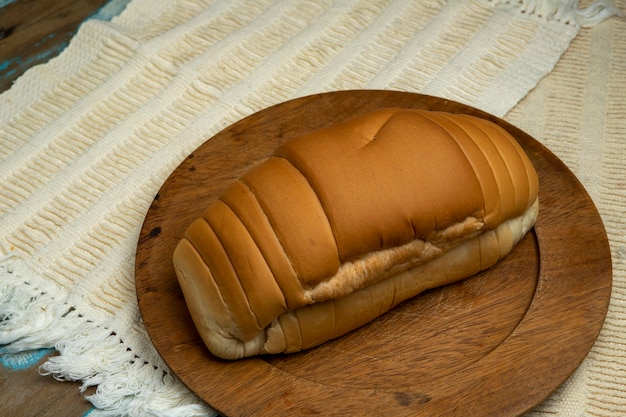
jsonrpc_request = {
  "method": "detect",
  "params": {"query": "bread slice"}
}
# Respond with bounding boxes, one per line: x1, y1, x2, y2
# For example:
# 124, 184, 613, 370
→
173, 109, 539, 360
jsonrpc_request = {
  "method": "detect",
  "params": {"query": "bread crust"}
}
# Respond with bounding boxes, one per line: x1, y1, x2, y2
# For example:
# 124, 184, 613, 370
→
172, 109, 539, 360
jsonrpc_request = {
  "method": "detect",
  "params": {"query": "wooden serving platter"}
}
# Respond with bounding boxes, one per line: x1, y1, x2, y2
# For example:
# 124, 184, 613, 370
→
135, 90, 612, 416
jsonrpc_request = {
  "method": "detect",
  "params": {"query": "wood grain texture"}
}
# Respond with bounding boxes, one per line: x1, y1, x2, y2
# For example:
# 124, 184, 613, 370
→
0, 350, 95, 416
0, 0, 109, 92
135, 91, 612, 416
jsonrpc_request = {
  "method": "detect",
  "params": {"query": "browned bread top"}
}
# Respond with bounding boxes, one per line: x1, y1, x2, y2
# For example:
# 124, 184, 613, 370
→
240, 109, 538, 286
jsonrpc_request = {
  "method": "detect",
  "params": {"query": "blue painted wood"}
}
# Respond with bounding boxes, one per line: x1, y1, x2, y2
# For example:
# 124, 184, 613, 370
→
0, 348, 55, 371
91, 0, 132, 21
0, 0, 18, 9
0, 0, 130, 92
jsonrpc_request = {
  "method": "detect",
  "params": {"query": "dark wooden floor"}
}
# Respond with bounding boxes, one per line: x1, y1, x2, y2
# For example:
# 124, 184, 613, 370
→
0, 2, 115, 415
0, 0, 110, 93
0, 349, 95, 416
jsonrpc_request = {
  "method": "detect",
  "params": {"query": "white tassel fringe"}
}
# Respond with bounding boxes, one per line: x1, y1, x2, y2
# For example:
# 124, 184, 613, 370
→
0, 253, 71, 351
494, 0, 624, 27
1, 253, 215, 417
41, 324, 214, 416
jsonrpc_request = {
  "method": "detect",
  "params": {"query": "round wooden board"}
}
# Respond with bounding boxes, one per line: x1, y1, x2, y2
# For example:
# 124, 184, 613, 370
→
135, 90, 612, 416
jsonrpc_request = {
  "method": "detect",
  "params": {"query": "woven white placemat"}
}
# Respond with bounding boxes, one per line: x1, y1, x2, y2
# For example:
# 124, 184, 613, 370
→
0, 0, 621, 415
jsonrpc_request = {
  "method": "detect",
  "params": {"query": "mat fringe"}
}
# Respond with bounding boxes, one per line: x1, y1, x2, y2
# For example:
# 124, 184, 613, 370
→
1, 253, 215, 417
494, 0, 624, 26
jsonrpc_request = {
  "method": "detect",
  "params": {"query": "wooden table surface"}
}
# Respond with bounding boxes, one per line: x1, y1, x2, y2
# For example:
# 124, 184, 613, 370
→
0, 2, 118, 415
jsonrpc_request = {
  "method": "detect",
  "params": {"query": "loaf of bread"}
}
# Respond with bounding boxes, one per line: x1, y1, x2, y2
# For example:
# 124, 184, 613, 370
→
173, 108, 539, 360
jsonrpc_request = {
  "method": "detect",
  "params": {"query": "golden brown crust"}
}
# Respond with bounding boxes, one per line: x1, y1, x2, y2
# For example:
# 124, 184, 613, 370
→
275, 109, 485, 260
219, 180, 306, 309
240, 156, 339, 286
172, 109, 540, 360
